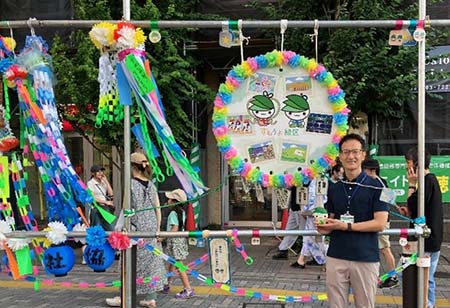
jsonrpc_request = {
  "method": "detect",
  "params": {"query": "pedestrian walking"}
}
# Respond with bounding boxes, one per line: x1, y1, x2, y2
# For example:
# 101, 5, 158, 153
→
163, 188, 194, 299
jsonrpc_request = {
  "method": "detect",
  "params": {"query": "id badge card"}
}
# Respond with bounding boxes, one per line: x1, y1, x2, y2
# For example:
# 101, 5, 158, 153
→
340, 213, 354, 223
380, 187, 396, 205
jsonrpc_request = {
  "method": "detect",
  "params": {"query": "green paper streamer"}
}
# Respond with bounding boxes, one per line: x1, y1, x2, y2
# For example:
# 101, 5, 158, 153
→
34, 279, 40, 291
124, 55, 154, 97
15, 246, 33, 276
94, 202, 116, 224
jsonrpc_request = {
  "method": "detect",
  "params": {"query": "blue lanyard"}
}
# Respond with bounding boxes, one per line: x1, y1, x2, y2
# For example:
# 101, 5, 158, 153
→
341, 174, 367, 212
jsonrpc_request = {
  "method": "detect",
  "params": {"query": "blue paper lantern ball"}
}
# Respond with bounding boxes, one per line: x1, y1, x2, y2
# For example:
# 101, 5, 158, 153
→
84, 243, 115, 272
43, 244, 75, 277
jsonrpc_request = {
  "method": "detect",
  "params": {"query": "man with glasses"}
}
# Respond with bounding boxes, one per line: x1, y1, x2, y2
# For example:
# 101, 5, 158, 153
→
316, 134, 389, 308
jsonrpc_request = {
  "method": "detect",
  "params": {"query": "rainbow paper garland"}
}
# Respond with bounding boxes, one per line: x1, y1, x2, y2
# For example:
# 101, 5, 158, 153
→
212, 50, 350, 188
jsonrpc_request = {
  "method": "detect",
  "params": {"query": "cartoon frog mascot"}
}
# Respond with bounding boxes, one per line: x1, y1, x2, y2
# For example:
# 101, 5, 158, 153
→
282, 94, 311, 128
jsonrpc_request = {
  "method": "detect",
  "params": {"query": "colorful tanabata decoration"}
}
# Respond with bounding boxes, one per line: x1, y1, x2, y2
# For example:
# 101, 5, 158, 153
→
0, 34, 102, 230
0, 36, 19, 153
43, 243, 75, 277
89, 22, 207, 226
212, 50, 350, 188
84, 225, 115, 272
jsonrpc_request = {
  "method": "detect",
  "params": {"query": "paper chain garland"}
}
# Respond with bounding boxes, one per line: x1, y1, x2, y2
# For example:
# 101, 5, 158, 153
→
0, 239, 418, 304
212, 50, 350, 188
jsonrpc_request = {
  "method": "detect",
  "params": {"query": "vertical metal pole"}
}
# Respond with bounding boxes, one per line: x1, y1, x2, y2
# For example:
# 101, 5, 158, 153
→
121, 1, 134, 308
417, 0, 426, 307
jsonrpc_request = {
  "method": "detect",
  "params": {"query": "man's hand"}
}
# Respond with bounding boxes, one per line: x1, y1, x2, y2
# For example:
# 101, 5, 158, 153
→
399, 206, 410, 217
315, 218, 346, 234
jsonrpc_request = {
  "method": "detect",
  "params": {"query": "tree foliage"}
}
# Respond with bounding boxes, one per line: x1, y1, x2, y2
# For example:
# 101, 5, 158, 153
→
51, 0, 214, 151
254, 0, 449, 120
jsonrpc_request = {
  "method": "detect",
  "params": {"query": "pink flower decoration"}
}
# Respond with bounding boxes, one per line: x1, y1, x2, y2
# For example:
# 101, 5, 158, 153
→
214, 282, 221, 288
304, 169, 313, 179
79, 282, 89, 288
282, 50, 296, 63
223, 147, 237, 160
42, 279, 53, 285
136, 277, 144, 285
341, 107, 351, 115
240, 163, 252, 177
262, 174, 269, 187
246, 57, 258, 72
107, 232, 131, 250
226, 76, 240, 88
137, 238, 145, 248
284, 174, 293, 187
327, 86, 341, 96
332, 134, 342, 144
213, 126, 227, 137
95, 282, 106, 288
214, 96, 225, 108
61, 282, 72, 287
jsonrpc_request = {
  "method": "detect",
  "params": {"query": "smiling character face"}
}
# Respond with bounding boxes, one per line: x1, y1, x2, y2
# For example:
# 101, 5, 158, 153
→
285, 109, 310, 121
247, 92, 278, 124
250, 108, 275, 119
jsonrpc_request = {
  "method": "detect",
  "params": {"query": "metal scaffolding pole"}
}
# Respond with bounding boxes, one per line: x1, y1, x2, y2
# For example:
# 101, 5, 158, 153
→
417, 2, 427, 307
120, 1, 135, 308
4, 228, 422, 238
1, 19, 450, 29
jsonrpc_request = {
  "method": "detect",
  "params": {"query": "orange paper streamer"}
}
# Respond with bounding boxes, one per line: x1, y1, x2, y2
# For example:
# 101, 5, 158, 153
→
2, 241, 20, 280
76, 207, 90, 227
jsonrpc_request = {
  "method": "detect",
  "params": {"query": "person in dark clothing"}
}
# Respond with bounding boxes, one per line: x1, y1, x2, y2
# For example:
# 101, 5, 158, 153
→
363, 158, 399, 289
399, 148, 443, 308
316, 134, 389, 308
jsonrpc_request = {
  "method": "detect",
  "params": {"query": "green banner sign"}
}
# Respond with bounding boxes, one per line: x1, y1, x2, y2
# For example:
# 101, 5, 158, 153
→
376, 156, 450, 203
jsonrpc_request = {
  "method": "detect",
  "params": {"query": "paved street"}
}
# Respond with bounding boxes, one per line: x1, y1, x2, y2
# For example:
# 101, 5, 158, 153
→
1, 237, 450, 307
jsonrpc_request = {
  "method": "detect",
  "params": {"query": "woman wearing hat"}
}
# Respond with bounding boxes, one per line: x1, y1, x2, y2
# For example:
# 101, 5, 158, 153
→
106, 152, 167, 308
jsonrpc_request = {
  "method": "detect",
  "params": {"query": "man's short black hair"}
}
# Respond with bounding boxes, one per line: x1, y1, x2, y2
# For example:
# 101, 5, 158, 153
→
405, 147, 431, 169
338, 133, 366, 152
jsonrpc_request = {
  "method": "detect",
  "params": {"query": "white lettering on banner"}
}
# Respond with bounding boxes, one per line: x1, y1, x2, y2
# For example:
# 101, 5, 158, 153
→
388, 175, 409, 188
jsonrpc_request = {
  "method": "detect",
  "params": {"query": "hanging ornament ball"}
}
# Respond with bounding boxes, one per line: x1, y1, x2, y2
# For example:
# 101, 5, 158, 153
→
83, 243, 115, 272
413, 28, 426, 42
149, 31, 161, 43
43, 244, 75, 277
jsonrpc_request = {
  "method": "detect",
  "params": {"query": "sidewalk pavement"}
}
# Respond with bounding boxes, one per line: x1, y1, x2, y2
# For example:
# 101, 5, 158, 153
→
1, 237, 450, 307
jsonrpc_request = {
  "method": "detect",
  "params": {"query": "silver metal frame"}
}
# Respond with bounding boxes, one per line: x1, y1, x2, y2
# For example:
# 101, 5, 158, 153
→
0, 5, 432, 305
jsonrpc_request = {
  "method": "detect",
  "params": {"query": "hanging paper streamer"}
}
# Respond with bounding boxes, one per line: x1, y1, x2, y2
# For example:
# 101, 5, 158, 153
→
0, 35, 19, 153
89, 22, 125, 127
89, 22, 208, 222
0, 156, 14, 228
212, 50, 350, 188
0, 34, 99, 230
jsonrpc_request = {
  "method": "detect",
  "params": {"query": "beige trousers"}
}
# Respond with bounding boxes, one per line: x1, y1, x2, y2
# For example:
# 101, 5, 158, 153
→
326, 256, 379, 308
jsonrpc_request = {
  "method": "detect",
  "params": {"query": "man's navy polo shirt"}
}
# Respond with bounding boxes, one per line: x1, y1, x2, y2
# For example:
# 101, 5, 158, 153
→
326, 171, 388, 262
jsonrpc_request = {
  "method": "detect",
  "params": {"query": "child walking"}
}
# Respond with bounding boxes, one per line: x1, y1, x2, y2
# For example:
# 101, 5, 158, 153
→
164, 189, 194, 299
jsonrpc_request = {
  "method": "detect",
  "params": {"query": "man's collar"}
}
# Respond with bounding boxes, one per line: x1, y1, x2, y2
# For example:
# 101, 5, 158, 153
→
343, 171, 366, 182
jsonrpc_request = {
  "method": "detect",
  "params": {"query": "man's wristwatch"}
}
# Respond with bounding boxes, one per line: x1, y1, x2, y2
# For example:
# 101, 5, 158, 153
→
347, 222, 352, 231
